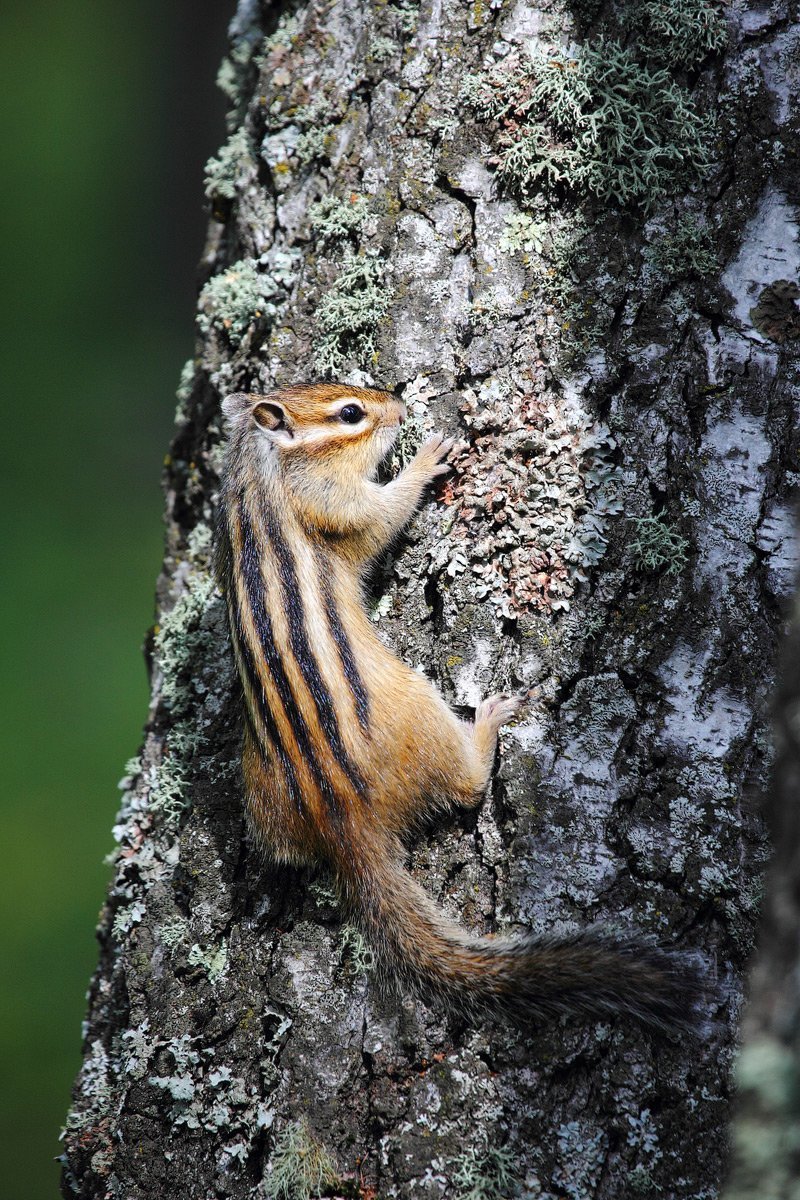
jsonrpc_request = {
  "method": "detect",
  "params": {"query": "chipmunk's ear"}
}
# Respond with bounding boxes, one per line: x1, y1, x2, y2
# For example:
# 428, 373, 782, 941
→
252, 399, 295, 444
221, 392, 256, 422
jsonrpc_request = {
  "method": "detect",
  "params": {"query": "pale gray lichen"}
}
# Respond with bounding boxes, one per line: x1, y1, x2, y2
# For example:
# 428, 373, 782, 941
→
470, 286, 509, 332
120, 1021, 157, 1080
314, 253, 389, 374
338, 924, 376, 973
645, 214, 719, 281
534, 217, 615, 357
465, 41, 713, 207
149, 573, 219, 825
294, 119, 336, 166
63, 1041, 113, 1133
154, 574, 217, 713
174, 358, 196, 425
450, 1142, 520, 1200
148, 727, 201, 824
111, 901, 146, 941
633, 0, 727, 69
260, 9, 302, 58
159, 916, 189, 949
629, 514, 690, 576
553, 1121, 607, 1200
188, 939, 229, 984
204, 128, 255, 202
308, 193, 369, 248
498, 212, 548, 256
263, 1119, 340, 1200
197, 259, 279, 340
368, 34, 396, 63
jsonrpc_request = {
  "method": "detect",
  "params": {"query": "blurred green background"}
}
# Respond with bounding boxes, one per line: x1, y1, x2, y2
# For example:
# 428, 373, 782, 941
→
1, 3, 230, 1195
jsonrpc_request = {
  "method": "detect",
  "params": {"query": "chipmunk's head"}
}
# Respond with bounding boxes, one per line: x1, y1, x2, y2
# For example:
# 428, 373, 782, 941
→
222, 384, 405, 478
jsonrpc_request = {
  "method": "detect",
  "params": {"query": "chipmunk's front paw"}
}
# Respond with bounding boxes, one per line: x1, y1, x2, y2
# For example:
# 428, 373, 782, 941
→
413, 433, 455, 483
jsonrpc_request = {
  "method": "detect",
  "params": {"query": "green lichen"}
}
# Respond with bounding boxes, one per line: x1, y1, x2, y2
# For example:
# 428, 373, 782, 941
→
535, 217, 612, 355
466, 40, 713, 207
633, 0, 727, 69
450, 1143, 520, 1200
174, 358, 195, 424
263, 1119, 340, 1200
149, 727, 201, 824
188, 939, 228, 984
499, 212, 548, 256
111, 901, 145, 941
339, 925, 375, 973
197, 259, 277, 340
629, 515, 690, 576
314, 253, 389, 374
160, 916, 189, 949
295, 124, 335, 167
309, 193, 368, 248
154, 574, 217, 714
645, 214, 719, 280
204, 128, 254, 201
368, 34, 396, 63
151, 574, 217, 824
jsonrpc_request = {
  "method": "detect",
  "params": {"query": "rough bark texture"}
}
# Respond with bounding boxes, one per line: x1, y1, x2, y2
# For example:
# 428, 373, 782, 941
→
63, 1, 800, 1197
722, 592, 800, 1199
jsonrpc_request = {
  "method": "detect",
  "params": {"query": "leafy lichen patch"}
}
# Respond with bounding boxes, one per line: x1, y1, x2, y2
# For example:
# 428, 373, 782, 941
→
198, 259, 278, 340
263, 1119, 340, 1200
431, 380, 623, 615
632, 0, 727, 69
449, 1141, 520, 1200
465, 41, 713, 207
308, 192, 369, 248
628, 514, 690, 577
314, 252, 389, 374
204, 127, 256, 202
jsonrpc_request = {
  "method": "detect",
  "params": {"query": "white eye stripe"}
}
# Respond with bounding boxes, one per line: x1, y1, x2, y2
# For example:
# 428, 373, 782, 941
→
321, 397, 360, 414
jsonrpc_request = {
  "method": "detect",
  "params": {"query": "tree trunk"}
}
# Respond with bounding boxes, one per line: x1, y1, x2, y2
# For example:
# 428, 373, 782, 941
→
721, 592, 800, 1199
62, 1, 800, 1197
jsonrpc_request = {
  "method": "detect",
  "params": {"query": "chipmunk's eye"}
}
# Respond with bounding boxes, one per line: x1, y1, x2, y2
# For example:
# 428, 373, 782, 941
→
339, 404, 364, 424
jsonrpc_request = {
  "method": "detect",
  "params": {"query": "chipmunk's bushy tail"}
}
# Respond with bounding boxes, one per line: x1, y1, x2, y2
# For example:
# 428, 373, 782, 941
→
334, 830, 700, 1033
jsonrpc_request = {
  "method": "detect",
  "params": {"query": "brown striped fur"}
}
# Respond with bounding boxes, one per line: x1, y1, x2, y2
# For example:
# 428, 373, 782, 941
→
216, 384, 700, 1033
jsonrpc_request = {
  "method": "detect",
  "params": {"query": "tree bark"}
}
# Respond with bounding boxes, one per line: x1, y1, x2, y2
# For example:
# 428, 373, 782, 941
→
62, 1, 800, 1197
721, 592, 800, 1198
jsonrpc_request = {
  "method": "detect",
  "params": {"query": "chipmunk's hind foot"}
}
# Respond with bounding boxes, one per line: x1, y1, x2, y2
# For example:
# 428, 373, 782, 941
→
475, 689, 529, 734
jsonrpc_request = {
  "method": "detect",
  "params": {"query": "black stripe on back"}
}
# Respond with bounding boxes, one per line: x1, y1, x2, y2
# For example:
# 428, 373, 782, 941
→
259, 499, 369, 800
236, 497, 349, 823
228, 596, 303, 816
314, 546, 370, 732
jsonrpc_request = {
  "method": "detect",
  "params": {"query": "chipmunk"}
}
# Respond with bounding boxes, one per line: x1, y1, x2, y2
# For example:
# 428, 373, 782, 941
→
216, 383, 696, 1032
